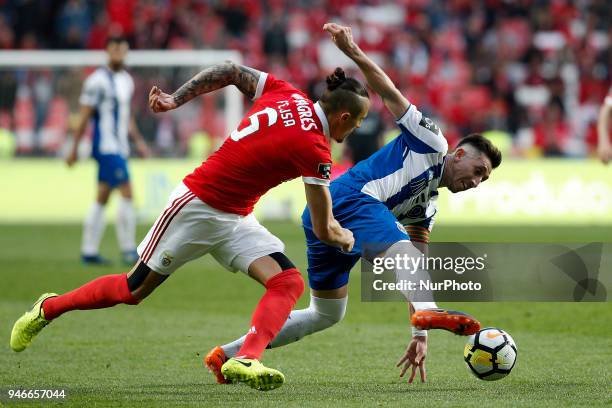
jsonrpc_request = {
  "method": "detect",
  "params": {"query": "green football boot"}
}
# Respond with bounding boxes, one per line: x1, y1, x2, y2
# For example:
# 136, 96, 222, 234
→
10, 293, 57, 352
221, 357, 285, 391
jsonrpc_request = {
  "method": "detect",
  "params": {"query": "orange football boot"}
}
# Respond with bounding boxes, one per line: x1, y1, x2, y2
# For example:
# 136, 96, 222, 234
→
412, 309, 480, 335
204, 346, 231, 384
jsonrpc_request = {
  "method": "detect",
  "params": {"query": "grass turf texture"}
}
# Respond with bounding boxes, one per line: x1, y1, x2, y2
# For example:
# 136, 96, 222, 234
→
1, 223, 611, 407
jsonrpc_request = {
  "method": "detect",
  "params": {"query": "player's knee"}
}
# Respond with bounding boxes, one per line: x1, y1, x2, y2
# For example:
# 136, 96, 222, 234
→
284, 268, 305, 300
127, 262, 149, 291
127, 261, 168, 300
267, 253, 304, 299
326, 303, 346, 326
383, 240, 419, 259
311, 296, 347, 329
268, 252, 296, 270
318, 309, 344, 328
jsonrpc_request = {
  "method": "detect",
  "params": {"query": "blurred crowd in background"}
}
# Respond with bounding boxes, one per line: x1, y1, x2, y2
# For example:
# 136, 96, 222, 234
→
0, 0, 610, 163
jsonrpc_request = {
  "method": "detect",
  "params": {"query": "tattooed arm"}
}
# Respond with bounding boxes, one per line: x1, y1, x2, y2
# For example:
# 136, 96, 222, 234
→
148, 62, 262, 113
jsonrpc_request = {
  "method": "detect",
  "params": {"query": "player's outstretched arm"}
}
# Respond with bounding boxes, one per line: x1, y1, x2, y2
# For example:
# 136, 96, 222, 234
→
397, 335, 427, 383
304, 183, 355, 253
323, 23, 409, 119
66, 104, 94, 167
597, 100, 612, 165
149, 62, 262, 113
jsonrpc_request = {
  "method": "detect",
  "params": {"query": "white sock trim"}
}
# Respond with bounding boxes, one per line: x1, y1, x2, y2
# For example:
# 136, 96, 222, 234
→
412, 302, 438, 311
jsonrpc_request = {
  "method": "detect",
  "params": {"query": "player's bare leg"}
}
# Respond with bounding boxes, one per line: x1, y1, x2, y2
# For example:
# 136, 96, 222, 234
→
10, 260, 167, 352
81, 182, 113, 265
116, 182, 138, 265
218, 253, 304, 391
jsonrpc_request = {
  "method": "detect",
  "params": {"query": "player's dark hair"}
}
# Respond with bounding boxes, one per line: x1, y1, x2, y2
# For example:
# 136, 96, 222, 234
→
106, 35, 128, 47
457, 134, 502, 169
320, 67, 369, 117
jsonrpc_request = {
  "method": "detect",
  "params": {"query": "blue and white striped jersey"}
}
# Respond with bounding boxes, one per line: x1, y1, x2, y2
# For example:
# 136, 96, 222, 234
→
79, 67, 134, 158
334, 104, 447, 229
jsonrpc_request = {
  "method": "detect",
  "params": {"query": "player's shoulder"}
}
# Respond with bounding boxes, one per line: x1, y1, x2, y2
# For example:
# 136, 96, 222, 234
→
84, 67, 109, 86
259, 73, 303, 99
397, 104, 448, 154
117, 69, 135, 89
116, 68, 134, 80
90, 67, 109, 79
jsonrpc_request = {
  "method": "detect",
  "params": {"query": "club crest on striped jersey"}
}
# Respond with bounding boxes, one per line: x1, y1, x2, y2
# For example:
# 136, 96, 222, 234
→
161, 251, 174, 267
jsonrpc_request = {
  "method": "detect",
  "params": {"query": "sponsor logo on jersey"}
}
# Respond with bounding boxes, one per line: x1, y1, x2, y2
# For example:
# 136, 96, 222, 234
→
409, 176, 428, 196
419, 116, 440, 135
318, 163, 332, 180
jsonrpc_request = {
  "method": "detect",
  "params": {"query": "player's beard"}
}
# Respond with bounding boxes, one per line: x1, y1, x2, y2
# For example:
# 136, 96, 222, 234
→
109, 61, 124, 71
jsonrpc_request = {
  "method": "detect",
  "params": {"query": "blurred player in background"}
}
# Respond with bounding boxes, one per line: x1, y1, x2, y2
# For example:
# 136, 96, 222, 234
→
210, 23, 501, 385
66, 36, 150, 266
11, 61, 369, 391
597, 87, 612, 164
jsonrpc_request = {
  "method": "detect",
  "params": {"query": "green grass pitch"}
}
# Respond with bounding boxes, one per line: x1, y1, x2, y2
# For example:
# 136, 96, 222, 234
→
1, 223, 611, 407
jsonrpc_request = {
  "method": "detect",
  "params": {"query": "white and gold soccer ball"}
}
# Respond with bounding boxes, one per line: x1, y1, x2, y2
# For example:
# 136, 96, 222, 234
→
464, 327, 517, 381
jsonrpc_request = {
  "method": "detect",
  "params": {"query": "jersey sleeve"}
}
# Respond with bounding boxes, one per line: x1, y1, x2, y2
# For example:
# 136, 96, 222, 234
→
404, 215, 435, 243
396, 104, 448, 154
293, 137, 332, 186
79, 73, 102, 107
253, 72, 298, 101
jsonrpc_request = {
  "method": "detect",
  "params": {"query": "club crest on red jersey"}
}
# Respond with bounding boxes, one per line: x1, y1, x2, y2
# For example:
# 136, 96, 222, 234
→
318, 163, 332, 180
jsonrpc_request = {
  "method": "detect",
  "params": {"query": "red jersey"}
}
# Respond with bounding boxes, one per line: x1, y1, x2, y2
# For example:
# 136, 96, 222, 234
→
183, 73, 332, 216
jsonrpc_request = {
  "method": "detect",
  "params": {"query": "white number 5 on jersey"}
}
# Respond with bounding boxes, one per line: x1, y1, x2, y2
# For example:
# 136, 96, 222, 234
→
230, 107, 278, 141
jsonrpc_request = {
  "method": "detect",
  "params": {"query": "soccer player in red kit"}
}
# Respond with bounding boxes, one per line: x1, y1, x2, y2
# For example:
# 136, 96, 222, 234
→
10, 62, 370, 391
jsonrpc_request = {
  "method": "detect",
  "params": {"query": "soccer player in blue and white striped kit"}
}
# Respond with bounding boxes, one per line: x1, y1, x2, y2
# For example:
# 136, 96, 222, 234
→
66, 36, 150, 265
210, 23, 502, 385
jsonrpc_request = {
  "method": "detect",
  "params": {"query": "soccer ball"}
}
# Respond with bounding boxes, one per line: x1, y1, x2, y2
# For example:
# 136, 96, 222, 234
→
464, 327, 517, 381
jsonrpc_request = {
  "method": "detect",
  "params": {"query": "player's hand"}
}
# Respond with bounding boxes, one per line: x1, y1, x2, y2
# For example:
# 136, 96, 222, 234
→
136, 139, 152, 158
66, 148, 78, 167
396, 336, 427, 383
340, 228, 355, 253
323, 23, 356, 53
149, 86, 177, 113
598, 144, 612, 165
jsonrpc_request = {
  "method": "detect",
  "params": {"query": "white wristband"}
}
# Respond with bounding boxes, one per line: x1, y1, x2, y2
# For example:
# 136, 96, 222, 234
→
412, 327, 428, 337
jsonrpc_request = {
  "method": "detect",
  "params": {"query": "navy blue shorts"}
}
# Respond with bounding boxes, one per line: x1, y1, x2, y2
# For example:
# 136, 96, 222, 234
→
96, 154, 129, 188
302, 182, 409, 290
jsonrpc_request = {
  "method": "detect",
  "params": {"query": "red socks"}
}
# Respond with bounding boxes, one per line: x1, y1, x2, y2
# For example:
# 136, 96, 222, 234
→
42, 274, 139, 321
40, 268, 304, 361
237, 268, 304, 360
